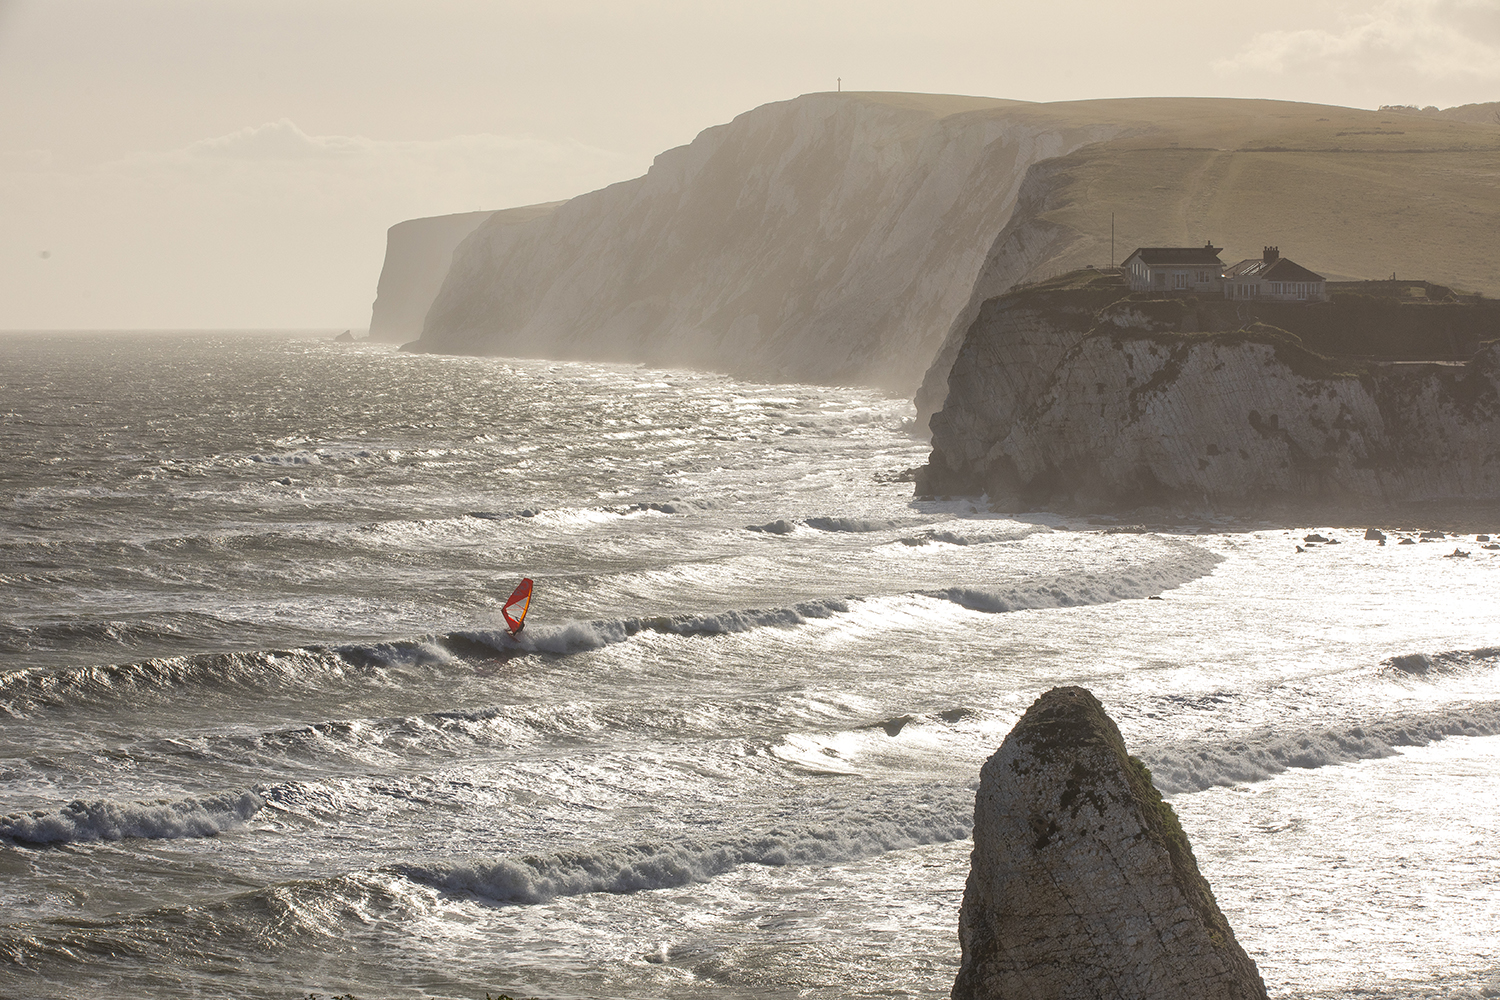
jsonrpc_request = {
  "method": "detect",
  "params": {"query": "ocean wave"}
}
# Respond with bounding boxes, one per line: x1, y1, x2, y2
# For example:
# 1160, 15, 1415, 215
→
453, 597, 853, 656
803, 517, 914, 533
393, 788, 971, 904
898, 525, 1051, 547
1380, 647, 1500, 677
927, 548, 1220, 613
747, 516, 920, 535
0, 640, 457, 716
0, 791, 264, 844
0, 612, 232, 654
746, 519, 797, 534
1142, 700, 1500, 794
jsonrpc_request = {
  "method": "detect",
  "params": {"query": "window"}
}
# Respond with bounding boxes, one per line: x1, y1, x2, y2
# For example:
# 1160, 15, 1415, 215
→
1173, 273, 1188, 289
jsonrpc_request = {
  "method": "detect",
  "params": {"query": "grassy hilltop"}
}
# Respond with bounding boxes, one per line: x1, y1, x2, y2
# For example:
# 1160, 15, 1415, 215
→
962, 96, 1500, 295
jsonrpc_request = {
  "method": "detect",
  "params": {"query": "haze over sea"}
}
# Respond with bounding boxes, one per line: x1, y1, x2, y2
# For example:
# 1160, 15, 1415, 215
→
2, 332, 1498, 999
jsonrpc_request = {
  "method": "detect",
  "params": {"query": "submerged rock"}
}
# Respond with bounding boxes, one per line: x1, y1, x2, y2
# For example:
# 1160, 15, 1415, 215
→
953, 686, 1267, 1000
1365, 528, 1387, 541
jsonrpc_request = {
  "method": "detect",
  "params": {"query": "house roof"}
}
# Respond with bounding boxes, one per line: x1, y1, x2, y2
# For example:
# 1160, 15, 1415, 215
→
1123, 245, 1224, 267
1225, 257, 1325, 282
1261, 257, 1325, 282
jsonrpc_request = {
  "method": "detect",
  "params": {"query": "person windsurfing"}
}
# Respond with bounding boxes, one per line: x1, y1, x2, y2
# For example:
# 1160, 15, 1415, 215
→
503, 578, 533, 637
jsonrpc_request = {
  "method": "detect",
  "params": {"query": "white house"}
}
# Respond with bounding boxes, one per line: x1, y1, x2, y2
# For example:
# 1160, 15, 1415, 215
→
1120, 243, 1224, 293
1222, 247, 1328, 301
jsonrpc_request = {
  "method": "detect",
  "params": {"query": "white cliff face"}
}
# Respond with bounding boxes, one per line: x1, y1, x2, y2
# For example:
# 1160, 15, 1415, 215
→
415, 94, 1124, 393
368, 205, 561, 344
955, 686, 1267, 1000
914, 154, 1095, 428
368, 211, 494, 342
923, 274, 1500, 506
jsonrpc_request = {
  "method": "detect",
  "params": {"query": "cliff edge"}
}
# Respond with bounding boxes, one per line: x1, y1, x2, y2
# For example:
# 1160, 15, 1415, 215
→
922, 270, 1500, 508
954, 686, 1266, 1000
368, 206, 557, 343
412, 92, 1128, 392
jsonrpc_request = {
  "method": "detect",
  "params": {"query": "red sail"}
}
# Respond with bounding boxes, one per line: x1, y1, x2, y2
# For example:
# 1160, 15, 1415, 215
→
502, 578, 533, 635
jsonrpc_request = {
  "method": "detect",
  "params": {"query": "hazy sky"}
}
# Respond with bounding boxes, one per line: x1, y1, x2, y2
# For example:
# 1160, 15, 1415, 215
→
3, 0, 1497, 329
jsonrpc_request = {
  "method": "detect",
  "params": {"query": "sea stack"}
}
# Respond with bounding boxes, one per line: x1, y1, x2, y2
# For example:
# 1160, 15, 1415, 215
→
953, 687, 1267, 1000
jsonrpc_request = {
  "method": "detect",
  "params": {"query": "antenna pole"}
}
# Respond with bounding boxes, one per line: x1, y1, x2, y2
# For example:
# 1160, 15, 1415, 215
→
1110, 213, 1115, 268
837, 77, 841, 92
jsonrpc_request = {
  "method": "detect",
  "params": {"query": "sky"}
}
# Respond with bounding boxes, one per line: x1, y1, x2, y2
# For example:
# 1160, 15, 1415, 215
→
2, 0, 1498, 330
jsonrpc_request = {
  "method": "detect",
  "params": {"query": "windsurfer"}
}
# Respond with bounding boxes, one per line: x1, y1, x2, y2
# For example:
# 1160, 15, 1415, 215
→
503, 578, 533, 636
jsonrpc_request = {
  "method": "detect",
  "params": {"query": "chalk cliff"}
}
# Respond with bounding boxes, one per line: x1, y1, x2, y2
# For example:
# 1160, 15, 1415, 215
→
922, 271, 1500, 507
392, 94, 1498, 402
412, 93, 1127, 392
954, 686, 1266, 1000
368, 206, 556, 343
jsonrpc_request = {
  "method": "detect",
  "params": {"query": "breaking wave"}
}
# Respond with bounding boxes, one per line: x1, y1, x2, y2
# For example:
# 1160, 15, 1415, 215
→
394, 787, 972, 904
929, 548, 1221, 614
0, 640, 458, 716
803, 517, 914, 533
0, 791, 264, 844
1143, 699, 1500, 794
1380, 647, 1500, 677
747, 516, 920, 534
898, 526, 1051, 547
456, 597, 854, 656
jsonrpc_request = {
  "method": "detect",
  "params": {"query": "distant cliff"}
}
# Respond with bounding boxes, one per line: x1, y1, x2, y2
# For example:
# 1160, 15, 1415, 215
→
921, 271, 1500, 507
368, 206, 555, 343
410, 93, 1128, 392
389, 93, 1499, 401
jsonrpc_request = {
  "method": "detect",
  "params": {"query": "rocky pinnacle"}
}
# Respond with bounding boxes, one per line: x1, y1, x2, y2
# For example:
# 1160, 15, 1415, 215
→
953, 686, 1268, 1000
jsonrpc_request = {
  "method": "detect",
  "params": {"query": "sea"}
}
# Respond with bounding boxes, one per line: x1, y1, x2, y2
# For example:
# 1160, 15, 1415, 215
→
1, 331, 1497, 1000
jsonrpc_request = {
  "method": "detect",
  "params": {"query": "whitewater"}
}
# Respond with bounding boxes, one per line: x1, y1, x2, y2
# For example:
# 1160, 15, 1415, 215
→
1, 332, 1497, 999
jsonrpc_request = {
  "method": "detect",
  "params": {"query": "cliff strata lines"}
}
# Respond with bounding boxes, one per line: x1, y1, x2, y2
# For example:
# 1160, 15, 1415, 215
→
922, 271, 1500, 507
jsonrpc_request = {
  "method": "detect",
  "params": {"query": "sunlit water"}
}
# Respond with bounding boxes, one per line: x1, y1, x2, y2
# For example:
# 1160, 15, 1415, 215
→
1, 333, 1497, 999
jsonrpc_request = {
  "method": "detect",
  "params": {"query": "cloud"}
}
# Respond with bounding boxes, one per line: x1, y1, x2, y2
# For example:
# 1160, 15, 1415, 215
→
187, 119, 365, 160
1218, 0, 1500, 83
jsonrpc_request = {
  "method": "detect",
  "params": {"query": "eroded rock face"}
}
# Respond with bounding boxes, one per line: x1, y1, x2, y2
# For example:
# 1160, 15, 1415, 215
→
922, 272, 1500, 505
954, 686, 1267, 1000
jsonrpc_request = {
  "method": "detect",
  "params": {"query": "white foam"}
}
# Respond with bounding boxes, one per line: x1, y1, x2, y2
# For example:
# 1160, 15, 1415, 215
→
465, 598, 855, 656
0, 791, 264, 844
929, 546, 1221, 613
394, 788, 972, 904
1144, 700, 1500, 794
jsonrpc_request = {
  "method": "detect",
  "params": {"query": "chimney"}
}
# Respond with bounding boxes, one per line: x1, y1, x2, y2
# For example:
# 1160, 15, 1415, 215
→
1263, 246, 1279, 263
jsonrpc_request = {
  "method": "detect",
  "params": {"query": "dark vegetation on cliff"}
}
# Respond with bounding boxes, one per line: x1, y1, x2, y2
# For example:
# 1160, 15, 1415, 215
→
1010, 269, 1498, 362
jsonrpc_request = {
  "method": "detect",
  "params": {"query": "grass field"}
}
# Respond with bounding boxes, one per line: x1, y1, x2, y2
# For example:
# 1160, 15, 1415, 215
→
840, 93, 1500, 296
985, 97, 1500, 295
